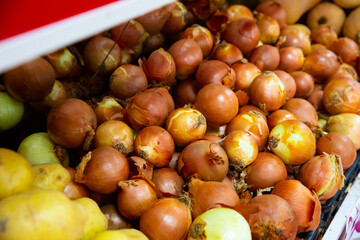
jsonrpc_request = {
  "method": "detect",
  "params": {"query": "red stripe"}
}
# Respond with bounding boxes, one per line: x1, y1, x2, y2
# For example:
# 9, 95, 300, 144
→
0, 0, 120, 41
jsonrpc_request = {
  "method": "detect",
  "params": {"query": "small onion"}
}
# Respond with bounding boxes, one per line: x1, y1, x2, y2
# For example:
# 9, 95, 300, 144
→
0, 91, 24, 131
152, 167, 184, 197
100, 204, 133, 230
162, 1, 188, 35
245, 152, 287, 192
44, 47, 78, 78
135, 6, 170, 35
255, 12, 280, 45
232, 61, 261, 91
134, 126, 175, 167
267, 109, 297, 131
225, 4, 255, 22
46, 98, 97, 149
274, 70, 297, 101
282, 98, 318, 127
255, 1, 286, 28
180, 25, 214, 57
111, 19, 149, 50
165, 108, 207, 147
279, 47, 305, 73
279, 25, 311, 56
310, 25, 338, 47
177, 140, 229, 181
307, 90, 324, 111
117, 179, 157, 220
268, 120, 316, 165
249, 45, 280, 71
298, 154, 344, 201
238, 105, 267, 121
63, 167, 89, 200
75, 146, 129, 194
172, 79, 197, 108
140, 197, 192, 240
329, 37, 359, 66
293, 72, 315, 99
212, 41, 243, 65
93, 96, 127, 125
272, 179, 321, 233
143, 33, 166, 54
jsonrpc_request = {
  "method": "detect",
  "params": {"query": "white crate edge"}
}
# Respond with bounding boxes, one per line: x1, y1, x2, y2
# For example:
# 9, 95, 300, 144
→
0, 0, 175, 74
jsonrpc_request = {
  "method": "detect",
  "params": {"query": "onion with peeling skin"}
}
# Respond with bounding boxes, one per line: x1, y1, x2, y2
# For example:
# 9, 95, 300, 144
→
255, 1, 287, 28
282, 98, 318, 127
127, 156, 154, 180
212, 41, 243, 65
93, 96, 127, 125
255, 13, 280, 45
64, 167, 89, 200
267, 109, 297, 131
232, 61, 261, 91
152, 167, 184, 197
180, 24, 214, 57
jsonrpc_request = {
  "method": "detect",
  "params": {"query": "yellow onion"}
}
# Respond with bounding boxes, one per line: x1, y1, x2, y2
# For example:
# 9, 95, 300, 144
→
0, 91, 24, 131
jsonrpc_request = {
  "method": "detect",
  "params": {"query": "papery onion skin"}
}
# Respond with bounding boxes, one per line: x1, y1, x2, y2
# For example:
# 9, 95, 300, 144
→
180, 25, 214, 57
336, 63, 358, 80
46, 98, 97, 149
282, 98, 318, 127
317, 132, 357, 170
165, 108, 207, 147
0, 91, 24, 131
93, 96, 127, 125
245, 152, 287, 192
140, 197, 192, 240
268, 120, 316, 165
64, 167, 89, 200
272, 179, 321, 233
75, 146, 129, 194
152, 167, 184, 197
212, 41, 243, 65
177, 140, 229, 181
267, 109, 297, 131
298, 154, 344, 201
249, 194, 298, 240
117, 179, 157, 220
127, 156, 154, 180
188, 178, 241, 218
194, 84, 238, 126
238, 105, 267, 121
134, 126, 175, 167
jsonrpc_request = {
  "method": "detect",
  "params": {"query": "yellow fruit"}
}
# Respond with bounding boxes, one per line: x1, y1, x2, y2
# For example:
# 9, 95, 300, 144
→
74, 197, 108, 240
92, 230, 129, 240
0, 189, 86, 240
119, 229, 149, 240
32, 162, 70, 191
0, 148, 34, 200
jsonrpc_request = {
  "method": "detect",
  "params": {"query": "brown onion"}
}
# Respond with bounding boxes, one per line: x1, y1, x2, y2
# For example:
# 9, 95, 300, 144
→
4, 57, 55, 102
323, 74, 360, 115
194, 84, 238, 126
255, 1, 286, 28
111, 19, 148, 50
267, 109, 297, 131
310, 25, 338, 47
307, 90, 324, 111
279, 47, 304, 73
109, 64, 148, 100
188, 178, 240, 218
127, 156, 154, 180
330, 37, 360, 66
47, 98, 97, 149
248, 71, 287, 113
238, 105, 267, 121
298, 154, 344, 201
152, 167, 184, 197
126, 87, 174, 130
274, 70, 297, 100
293, 72, 314, 99
249, 194, 298, 240
326, 113, 360, 150
135, 6, 170, 35
282, 98, 318, 126
100, 204, 133, 230
177, 140, 229, 181
94, 120, 134, 155
235, 90, 250, 107
225, 4, 255, 22
336, 63, 359, 80
195, 60, 236, 90
272, 179, 321, 233
225, 111, 269, 151
165, 108, 207, 147
180, 25, 214, 57
63, 167, 89, 200
44, 47, 78, 78
117, 179, 157, 220
222, 130, 258, 168
75, 146, 129, 194
93, 96, 127, 125
255, 12, 280, 45
278, 25, 311, 55
317, 132, 357, 169
232, 61, 261, 91
140, 197, 191, 240
249, 45, 280, 71
212, 41, 243, 65
162, 1, 188, 35
143, 33, 166, 55
168, 38, 203, 79
134, 126, 175, 167
141, 48, 175, 87
223, 18, 260, 55
172, 79, 197, 108
245, 152, 287, 192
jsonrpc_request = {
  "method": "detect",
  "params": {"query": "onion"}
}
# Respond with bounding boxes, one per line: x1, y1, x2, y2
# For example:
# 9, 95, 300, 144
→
75, 146, 129, 194
143, 33, 166, 55
94, 120, 134, 155
17, 132, 69, 166
152, 167, 184, 197
127, 156, 154, 180
134, 126, 175, 167
248, 71, 287, 113
267, 109, 297, 131
336, 63, 359, 80
268, 120, 316, 165
141, 48, 176, 87
135, 6, 170, 35
111, 19, 149, 50
140, 197, 192, 240
238, 105, 267, 121
212, 41, 243, 65
222, 130, 258, 168
201, 134, 222, 143
330, 37, 360, 66
255, 13, 280, 45
249, 45, 280, 71
307, 90, 324, 111
274, 70, 297, 100
162, 1, 188, 35
177, 140, 229, 181
317, 132, 357, 170
117, 179, 157, 220
278, 25, 311, 56
245, 152, 287, 192
298, 154, 344, 201
310, 25, 338, 47
109, 64, 148, 100
172, 79, 197, 108
293, 73, 314, 99
165, 108, 207, 147
194, 84, 238, 126
47, 98, 97, 149
225, 111, 269, 151
272, 179, 321, 233
232, 61, 261, 91
125, 87, 175, 130
0, 91, 24, 131
223, 18, 260, 55
63, 167, 89, 200
326, 113, 360, 150
279, 47, 304, 73
168, 38, 203, 79
235, 90, 250, 107
100, 204, 133, 230
188, 178, 241, 218
248, 194, 298, 240
83, 36, 121, 74
282, 98, 318, 127
44, 47, 78, 78
180, 25, 214, 57
188, 207, 251, 240
4, 57, 55, 102
255, 1, 286, 28
225, 4, 255, 22
323, 76, 360, 115
93, 96, 127, 125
